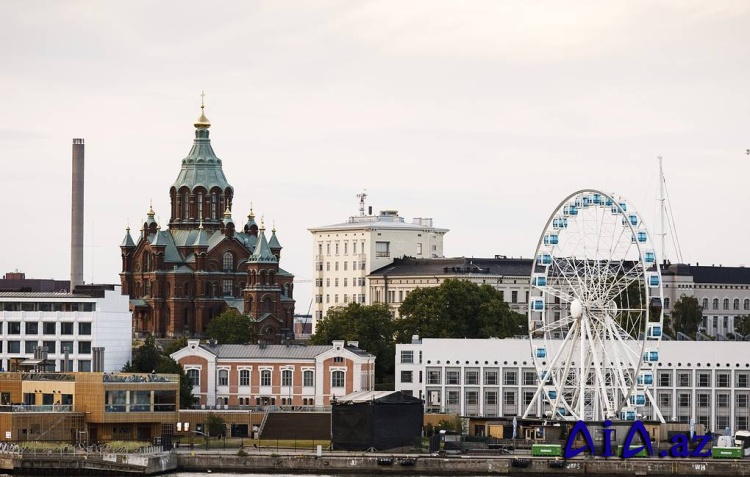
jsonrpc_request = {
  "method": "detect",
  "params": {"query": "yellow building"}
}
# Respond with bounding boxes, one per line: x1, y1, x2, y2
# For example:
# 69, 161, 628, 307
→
0, 372, 179, 443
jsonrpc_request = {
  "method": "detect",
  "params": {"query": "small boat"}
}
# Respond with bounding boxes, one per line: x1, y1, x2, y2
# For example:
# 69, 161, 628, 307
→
377, 457, 394, 465
512, 458, 530, 468
549, 459, 566, 468
399, 458, 416, 466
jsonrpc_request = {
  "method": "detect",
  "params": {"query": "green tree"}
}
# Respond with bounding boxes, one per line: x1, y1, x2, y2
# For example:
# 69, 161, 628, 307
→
205, 413, 226, 437
670, 295, 703, 337
206, 309, 257, 344
735, 315, 750, 337
310, 303, 395, 385
123, 336, 195, 409
395, 279, 527, 342
163, 336, 188, 356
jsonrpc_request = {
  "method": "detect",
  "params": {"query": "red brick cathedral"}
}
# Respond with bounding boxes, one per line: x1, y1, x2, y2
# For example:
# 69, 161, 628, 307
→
120, 103, 295, 342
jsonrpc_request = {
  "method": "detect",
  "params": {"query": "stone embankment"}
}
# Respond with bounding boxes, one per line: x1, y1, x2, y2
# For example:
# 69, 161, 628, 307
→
177, 453, 750, 475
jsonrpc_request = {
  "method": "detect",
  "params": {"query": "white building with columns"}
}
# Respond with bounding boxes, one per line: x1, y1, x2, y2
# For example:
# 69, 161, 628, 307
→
396, 337, 750, 433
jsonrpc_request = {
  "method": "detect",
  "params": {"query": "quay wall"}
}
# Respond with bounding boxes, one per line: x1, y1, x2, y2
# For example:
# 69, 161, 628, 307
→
176, 454, 750, 476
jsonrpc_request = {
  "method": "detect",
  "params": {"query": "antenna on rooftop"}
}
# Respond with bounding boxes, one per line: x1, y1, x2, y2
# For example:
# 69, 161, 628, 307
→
357, 190, 368, 216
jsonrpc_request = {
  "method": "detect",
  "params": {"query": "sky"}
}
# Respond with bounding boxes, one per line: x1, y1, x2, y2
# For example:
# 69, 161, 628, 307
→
2, 1, 749, 313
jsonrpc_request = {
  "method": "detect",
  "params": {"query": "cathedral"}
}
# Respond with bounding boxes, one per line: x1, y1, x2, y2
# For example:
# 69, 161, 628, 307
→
119, 102, 295, 343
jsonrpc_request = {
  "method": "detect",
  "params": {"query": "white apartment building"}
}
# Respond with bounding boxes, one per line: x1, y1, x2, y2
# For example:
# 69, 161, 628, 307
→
396, 337, 750, 433
309, 209, 448, 329
0, 285, 132, 372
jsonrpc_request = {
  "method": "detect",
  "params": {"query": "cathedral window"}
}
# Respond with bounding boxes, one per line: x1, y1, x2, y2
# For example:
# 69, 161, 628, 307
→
211, 193, 218, 220
145, 281, 151, 296
263, 297, 273, 314
182, 192, 189, 219
223, 252, 234, 271
197, 192, 203, 220
223, 279, 233, 296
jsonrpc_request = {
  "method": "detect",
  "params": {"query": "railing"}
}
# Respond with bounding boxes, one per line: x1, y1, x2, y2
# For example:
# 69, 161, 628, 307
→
22, 373, 75, 381
258, 409, 270, 436
0, 404, 74, 413
103, 373, 178, 383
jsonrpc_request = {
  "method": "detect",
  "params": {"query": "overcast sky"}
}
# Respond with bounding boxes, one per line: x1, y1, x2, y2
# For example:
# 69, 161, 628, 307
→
2, 1, 749, 312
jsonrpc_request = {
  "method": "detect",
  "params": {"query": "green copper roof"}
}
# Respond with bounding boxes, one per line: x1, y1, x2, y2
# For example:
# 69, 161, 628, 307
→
121, 227, 135, 248
268, 229, 282, 251
249, 229, 277, 263
172, 120, 233, 194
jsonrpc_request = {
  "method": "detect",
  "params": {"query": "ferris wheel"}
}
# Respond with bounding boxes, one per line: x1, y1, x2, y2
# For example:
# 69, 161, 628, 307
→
522, 189, 665, 423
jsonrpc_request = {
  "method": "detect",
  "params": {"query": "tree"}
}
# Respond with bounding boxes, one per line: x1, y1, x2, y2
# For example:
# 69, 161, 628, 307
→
123, 335, 196, 409
735, 315, 750, 338
670, 295, 703, 337
163, 336, 188, 356
206, 309, 257, 344
205, 413, 226, 437
310, 303, 395, 385
395, 279, 527, 342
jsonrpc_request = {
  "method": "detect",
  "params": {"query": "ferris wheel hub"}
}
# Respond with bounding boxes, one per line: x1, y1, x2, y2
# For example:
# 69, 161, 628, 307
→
570, 298, 582, 319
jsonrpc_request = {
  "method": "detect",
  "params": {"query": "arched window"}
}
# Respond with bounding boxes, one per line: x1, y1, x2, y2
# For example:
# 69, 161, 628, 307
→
211, 193, 218, 220
713, 298, 719, 310
269, 271, 275, 284
144, 253, 151, 272
702, 298, 709, 310
723, 298, 730, 310
282, 370, 292, 387
745, 299, 750, 311
197, 192, 203, 220
263, 297, 273, 314
331, 370, 345, 388
734, 299, 740, 310
303, 370, 314, 387
182, 192, 189, 219
223, 279, 233, 296
260, 370, 271, 387
187, 369, 200, 387
212, 282, 218, 297
218, 369, 228, 386
223, 252, 233, 271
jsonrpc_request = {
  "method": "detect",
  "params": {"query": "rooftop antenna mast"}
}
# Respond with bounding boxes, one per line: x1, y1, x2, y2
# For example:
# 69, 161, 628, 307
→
357, 190, 368, 216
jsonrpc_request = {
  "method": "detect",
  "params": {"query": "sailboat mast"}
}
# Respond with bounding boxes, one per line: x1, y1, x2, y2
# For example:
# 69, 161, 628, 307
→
658, 156, 666, 264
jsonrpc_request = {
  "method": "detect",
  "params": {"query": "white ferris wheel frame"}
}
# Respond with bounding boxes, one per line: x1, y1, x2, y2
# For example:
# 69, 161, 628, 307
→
522, 189, 666, 423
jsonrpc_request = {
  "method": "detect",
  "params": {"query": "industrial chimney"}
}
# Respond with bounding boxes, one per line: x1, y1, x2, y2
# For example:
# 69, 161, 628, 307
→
71, 138, 84, 290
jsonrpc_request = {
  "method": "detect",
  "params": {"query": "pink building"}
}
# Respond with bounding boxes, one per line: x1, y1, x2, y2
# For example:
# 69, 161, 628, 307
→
171, 340, 375, 408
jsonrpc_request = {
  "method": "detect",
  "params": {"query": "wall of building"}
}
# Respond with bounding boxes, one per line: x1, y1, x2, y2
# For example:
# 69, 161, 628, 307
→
396, 338, 750, 432
0, 286, 131, 372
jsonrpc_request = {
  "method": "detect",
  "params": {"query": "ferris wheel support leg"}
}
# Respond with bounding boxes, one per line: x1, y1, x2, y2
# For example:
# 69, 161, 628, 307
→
583, 318, 615, 420
525, 320, 580, 419
580, 317, 586, 420
644, 387, 666, 424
